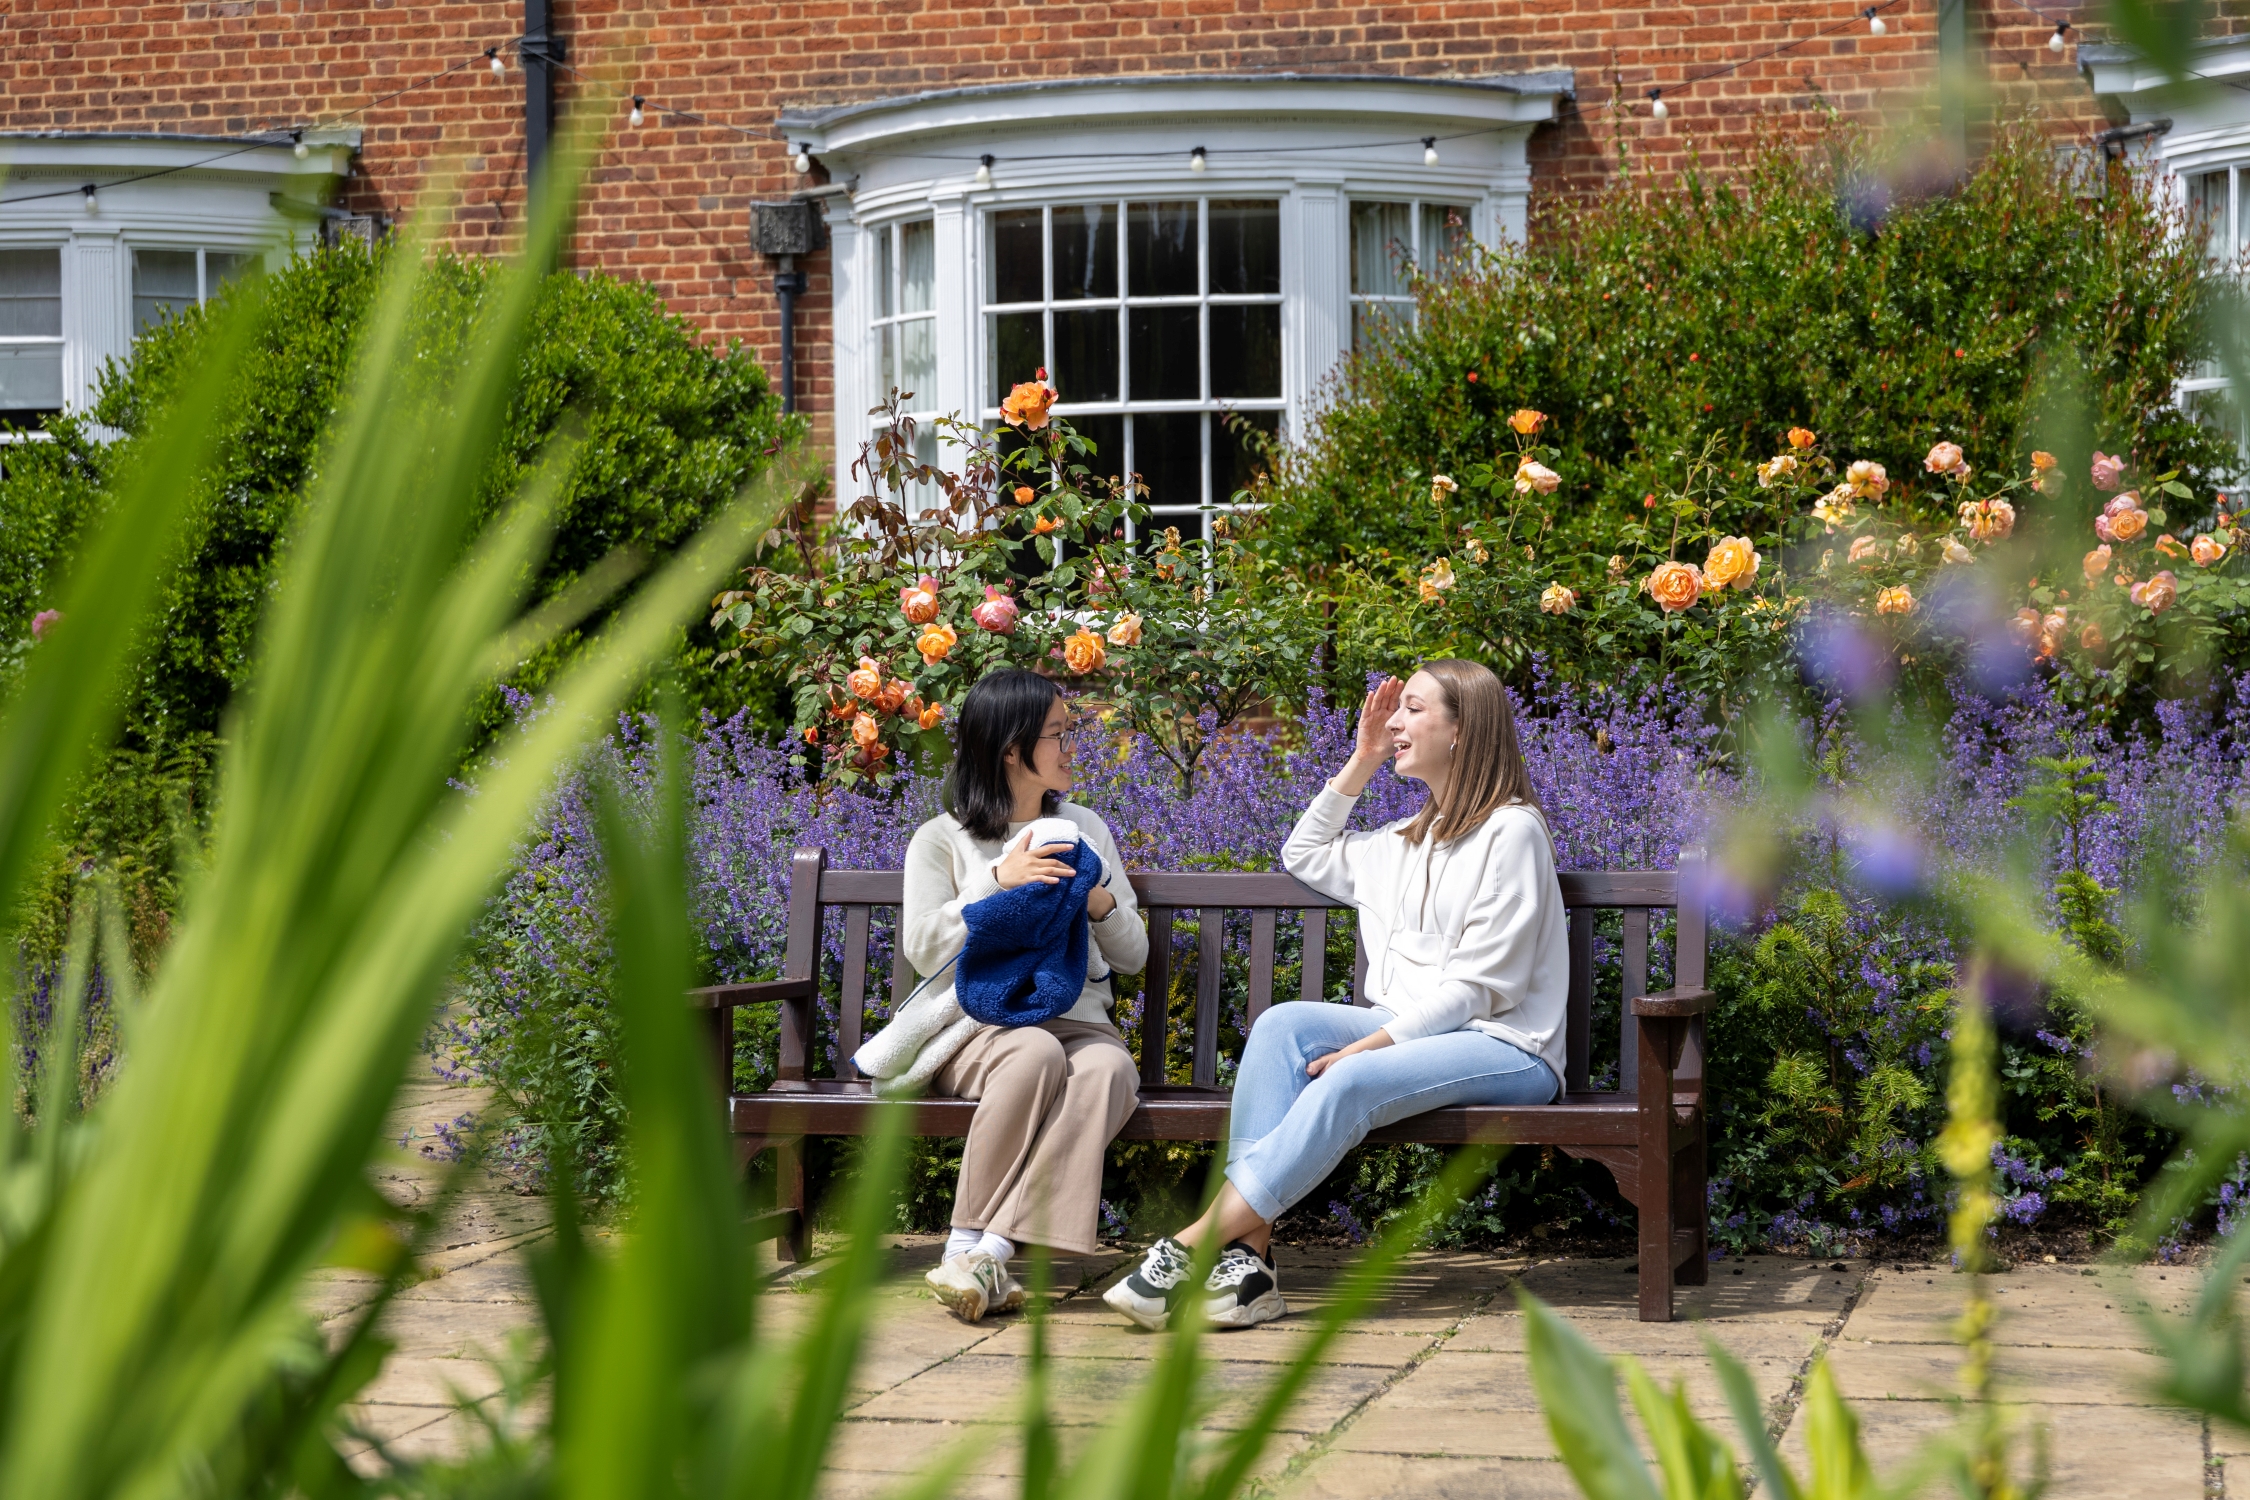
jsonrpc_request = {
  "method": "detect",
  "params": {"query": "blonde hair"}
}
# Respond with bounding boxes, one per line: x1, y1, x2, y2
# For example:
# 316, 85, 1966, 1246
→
1397, 659, 1542, 846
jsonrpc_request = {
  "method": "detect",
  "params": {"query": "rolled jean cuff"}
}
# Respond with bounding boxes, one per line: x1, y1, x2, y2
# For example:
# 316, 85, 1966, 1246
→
1225, 1159, 1290, 1224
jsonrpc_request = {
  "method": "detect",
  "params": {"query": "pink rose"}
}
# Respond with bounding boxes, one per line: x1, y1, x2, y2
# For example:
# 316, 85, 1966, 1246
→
29, 609, 60, 641
2103, 492, 2140, 518
1924, 441, 1967, 478
2090, 451, 2124, 492
2130, 570, 2178, 613
971, 584, 1019, 634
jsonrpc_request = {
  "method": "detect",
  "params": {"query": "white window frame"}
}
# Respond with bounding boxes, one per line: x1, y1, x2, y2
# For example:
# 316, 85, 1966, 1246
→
1347, 197, 1472, 351
130, 243, 261, 334
0, 244, 65, 420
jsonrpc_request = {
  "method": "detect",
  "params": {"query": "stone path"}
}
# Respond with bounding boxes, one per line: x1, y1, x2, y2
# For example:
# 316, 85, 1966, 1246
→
323, 1078, 2228, 1495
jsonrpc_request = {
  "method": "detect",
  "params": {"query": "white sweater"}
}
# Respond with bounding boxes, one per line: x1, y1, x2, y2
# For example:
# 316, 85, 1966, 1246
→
1282, 786, 1570, 1085
851, 802, 1147, 1095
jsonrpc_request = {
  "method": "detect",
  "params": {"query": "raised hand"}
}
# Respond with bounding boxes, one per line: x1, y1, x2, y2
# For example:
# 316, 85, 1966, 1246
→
1354, 677, 1404, 765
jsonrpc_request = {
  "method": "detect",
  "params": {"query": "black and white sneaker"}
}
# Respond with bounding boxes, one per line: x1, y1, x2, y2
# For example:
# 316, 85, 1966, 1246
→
1103, 1236, 1197, 1330
1203, 1241, 1285, 1329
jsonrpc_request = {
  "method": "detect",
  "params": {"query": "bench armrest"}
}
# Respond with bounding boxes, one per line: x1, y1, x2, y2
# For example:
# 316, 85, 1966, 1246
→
687, 978, 817, 1010
1628, 985, 1716, 1019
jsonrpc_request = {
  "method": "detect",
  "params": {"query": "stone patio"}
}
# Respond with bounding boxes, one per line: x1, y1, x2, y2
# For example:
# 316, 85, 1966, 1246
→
320, 1077, 2230, 1496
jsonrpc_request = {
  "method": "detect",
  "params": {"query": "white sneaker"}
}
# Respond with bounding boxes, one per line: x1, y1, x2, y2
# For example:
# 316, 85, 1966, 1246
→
1203, 1241, 1285, 1329
1102, 1236, 1196, 1330
925, 1251, 1024, 1323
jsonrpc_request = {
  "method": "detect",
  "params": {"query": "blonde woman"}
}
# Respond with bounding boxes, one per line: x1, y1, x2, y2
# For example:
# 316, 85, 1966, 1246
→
1104, 661, 1566, 1330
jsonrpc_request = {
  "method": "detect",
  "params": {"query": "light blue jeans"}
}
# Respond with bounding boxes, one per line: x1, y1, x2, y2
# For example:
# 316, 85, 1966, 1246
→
1224, 1001, 1561, 1223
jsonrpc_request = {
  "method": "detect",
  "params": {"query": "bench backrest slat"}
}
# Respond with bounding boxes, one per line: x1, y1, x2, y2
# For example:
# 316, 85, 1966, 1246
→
780, 847, 1708, 1097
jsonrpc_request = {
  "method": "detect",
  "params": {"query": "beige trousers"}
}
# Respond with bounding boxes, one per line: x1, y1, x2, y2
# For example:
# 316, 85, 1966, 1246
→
933, 1018, 1139, 1255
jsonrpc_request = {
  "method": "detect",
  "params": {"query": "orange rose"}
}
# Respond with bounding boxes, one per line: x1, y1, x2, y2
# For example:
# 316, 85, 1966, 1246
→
1956, 497, 2015, 543
851, 712, 881, 748
2131, 570, 2178, 613
1875, 584, 1915, 616
2192, 533, 2228, 566
1702, 536, 1760, 591
1508, 408, 1546, 435
2078, 621, 2107, 653
803, 725, 820, 744
918, 701, 945, 730
1787, 426, 1817, 450
1062, 628, 1106, 674
2030, 450, 2058, 472
1000, 379, 1056, 430
1924, 441, 1966, 478
873, 678, 911, 715
916, 621, 958, 665
1418, 558, 1457, 602
2082, 545, 2112, 582
1013, 484, 1036, 506
899, 575, 940, 624
2156, 533, 2188, 559
827, 694, 859, 721
1539, 583, 1577, 615
1848, 535, 1885, 566
846, 656, 883, 700
1845, 459, 1889, 498
1033, 515, 1062, 534
1106, 611, 1143, 647
2011, 607, 2043, 645
1647, 561, 1703, 613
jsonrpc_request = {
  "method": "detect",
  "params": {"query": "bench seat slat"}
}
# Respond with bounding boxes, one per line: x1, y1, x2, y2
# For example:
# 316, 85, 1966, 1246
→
815, 867, 1677, 911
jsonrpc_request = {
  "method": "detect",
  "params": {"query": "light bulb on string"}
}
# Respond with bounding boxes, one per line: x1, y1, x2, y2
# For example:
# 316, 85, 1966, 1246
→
1865, 6, 1886, 34
1188, 145, 1207, 173
793, 142, 813, 173
1423, 136, 1439, 166
292, 129, 310, 159
487, 47, 505, 77
2049, 21, 2068, 51
975, 154, 994, 187
630, 96, 645, 128
1648, 89, 1667, 120
81, 183, 98, 215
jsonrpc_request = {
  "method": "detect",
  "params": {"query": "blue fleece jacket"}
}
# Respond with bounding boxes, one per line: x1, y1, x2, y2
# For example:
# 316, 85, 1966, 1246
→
955, 840, 1106, 1028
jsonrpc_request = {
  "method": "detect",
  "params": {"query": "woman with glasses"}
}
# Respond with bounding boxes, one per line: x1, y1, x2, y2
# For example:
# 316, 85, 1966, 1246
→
861, 667, 1145, 1322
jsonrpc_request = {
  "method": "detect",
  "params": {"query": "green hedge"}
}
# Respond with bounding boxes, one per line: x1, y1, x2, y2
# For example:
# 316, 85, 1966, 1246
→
1264, 122, 2232, 572
1, 243, 796, 974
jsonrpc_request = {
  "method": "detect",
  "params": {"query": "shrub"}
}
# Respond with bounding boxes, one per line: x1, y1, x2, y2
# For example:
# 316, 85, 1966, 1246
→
1266, 121, 2231, 588
0, 241, 796, 980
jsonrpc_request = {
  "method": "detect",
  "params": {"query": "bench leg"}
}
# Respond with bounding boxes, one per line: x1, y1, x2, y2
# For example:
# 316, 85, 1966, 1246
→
1674, 1119, 1709, 1287
774, 1136, 810, 1264
1636, 1023, 1676, 1322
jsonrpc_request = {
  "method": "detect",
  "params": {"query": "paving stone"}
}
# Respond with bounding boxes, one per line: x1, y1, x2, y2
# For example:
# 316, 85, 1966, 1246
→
1513, 1254, 1860, 1325
1822, 1339, 2172, 1406
1281, 1450, 1584, 1499
1776, 1394, 2206, 1499
972, 1315, 1436, 1369
847, 1350, 1394, 1434
825, 1414, 1308, 1482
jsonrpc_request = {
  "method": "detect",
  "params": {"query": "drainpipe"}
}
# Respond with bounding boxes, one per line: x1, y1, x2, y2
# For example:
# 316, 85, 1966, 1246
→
754, 199, 827, 416
775, 256, 806, 415
521, 0, 564, 209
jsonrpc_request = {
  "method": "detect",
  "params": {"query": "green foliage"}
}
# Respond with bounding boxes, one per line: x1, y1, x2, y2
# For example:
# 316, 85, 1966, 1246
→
1267, 121, 2229, 573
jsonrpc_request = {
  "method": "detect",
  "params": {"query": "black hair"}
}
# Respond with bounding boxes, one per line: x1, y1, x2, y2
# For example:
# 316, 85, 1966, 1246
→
944, 668, 1064, 842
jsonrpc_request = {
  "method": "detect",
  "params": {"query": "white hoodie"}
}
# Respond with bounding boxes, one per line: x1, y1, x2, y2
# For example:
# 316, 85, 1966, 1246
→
1282, 786, 1569, 1085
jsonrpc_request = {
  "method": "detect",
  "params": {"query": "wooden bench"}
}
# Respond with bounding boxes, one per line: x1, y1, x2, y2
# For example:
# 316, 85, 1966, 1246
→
693, 847, 1715, 1321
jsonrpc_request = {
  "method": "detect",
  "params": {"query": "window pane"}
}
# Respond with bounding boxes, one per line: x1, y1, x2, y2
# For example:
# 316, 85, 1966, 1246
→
1350, 202, 1412, 296
1210, 305, 1280, 399
1071, 413, 1126, 499
1134, 410, 1204, 512
991, 312, 1044, 403
991, 209, 1044, 304
877, 226, 897, 318
1053, 202, 1117, 301
2189, 173, 2228, 263
1129, 306, 1200, 400
1420, 203, 1471, 278
899, 221, 935, 314
0, 249, 62, 337
0, 346, 63, 411
2186, 383, 2247, 460
133, 248, 200, 331
1215, 410, 1283, 503
1352, 300, 1410, 354
1053, 308, 1119, 402
899, 317, 936, 406
1208, 200, 1280, 295
880, 324, 899, 397
1127, 201, 1197, 297
207, 249, 258, 293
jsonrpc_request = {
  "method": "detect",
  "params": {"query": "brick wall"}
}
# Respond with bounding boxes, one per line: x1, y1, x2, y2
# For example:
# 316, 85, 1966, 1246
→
0, 0, 2146, 460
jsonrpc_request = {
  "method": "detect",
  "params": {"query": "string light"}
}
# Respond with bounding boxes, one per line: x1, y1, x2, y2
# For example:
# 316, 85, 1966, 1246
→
1649, 88, 1668, 120
793, 142, 813, 173
1422, 136, 1439, 166
292, 129, 310, 159
1188, 145, 1207, 173
974, 154, 994, 187
1865, 6, 1887, 34
487, 46, 505, 78
2049, 20, 2069, 51
629, 95, 645, 127
81, 184, 98, 214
